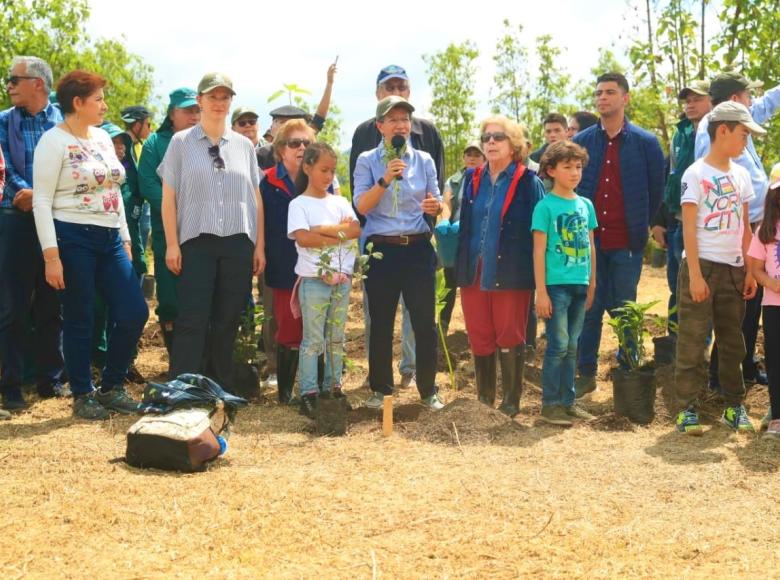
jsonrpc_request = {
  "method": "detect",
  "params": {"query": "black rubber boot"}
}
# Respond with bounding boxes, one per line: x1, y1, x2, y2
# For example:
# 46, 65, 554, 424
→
276, 346, 299, 404
498, 346, 524, 418
317, 354, 325, 390
161, 323, 174, 358
474, 353, 497, 406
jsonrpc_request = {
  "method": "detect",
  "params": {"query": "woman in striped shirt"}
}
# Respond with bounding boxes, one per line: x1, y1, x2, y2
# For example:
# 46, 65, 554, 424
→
159, 72, 265, 393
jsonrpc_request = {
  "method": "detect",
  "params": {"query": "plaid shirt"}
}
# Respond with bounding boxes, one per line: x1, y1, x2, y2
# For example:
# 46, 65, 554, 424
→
0, 103, 62, 208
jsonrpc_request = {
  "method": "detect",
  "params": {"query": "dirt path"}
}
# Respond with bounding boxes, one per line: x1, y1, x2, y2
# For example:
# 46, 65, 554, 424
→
1, 264, 777, 577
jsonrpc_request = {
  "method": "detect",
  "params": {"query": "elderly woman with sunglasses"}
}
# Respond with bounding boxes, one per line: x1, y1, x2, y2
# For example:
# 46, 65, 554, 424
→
259, 118, 316, 403
159, 72, 265, 393
454, 115, 545, 418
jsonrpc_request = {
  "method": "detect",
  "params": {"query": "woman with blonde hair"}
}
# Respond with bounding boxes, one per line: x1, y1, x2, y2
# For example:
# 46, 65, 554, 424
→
260, 118, 316, 403
159, 72, 265, 393
454, 115, 545, 417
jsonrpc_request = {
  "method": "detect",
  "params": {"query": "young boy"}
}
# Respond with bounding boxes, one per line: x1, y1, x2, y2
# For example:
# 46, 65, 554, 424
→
532, 141, 598, 426
674, 101, 765, 435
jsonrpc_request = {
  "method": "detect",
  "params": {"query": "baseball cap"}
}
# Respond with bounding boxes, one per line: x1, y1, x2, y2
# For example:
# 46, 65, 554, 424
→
709, 71, 763, 102
376, 95, 414, 120
678, 79, 710, 100
197, 72, 235, 95
231, 106, 259, 125
376, 65, 409, 87
99, 121, 123, 139
168, 87, 197, 109
269, 105, 309, 119
769, 163, 780, 190
120, 105, 151, 123
707, 101, 766, 136
464, 141, 483, 155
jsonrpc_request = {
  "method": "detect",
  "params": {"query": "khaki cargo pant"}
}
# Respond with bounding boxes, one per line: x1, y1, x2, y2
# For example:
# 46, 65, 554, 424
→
674, 258, 746, 411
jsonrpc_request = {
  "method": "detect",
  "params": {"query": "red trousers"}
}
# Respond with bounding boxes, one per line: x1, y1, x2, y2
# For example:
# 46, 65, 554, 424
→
272, 288, 302, 348
461, 281, 531, 356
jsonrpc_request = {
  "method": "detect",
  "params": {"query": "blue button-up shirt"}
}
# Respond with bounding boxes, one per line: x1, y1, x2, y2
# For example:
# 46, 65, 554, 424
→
0, 103, 62, 207
468, 162, 515, 288
695, 84, 780, 223
353, 139, 440, 241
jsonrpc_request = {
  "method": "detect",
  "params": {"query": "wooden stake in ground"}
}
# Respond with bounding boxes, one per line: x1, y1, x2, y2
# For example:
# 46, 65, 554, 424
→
382, 396, 393, 437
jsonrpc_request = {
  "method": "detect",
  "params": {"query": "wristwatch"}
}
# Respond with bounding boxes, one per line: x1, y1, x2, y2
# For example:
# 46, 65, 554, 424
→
377, 177, 388, 189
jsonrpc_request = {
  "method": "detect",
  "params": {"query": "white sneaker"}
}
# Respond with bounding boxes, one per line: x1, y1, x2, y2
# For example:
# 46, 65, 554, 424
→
421, 393, 445, 411
263, 373, 278, 388
764, 419, 780, 439
364, 392, 385, 409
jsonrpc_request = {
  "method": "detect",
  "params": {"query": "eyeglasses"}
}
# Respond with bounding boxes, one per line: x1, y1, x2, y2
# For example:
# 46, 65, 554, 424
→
208, 144, 225, 170
285, 138, 311, 149
6, 75, 39, 86
480, 132, 508, 143
237, 118, 257, 127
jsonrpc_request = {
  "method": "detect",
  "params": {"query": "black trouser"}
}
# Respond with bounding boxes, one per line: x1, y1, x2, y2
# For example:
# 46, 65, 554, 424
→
763, 306, 780, 420
364, 240, 438, 398
171, 234, 253, 391
710, 285, 763, 382
439, 267, 457, 332
0, 211, 64, 392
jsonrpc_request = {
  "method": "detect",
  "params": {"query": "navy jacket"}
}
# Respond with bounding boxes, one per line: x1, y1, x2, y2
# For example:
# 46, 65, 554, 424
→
572, 120, 664, 252
454, 164, 545, 290
260, 162, 298, 289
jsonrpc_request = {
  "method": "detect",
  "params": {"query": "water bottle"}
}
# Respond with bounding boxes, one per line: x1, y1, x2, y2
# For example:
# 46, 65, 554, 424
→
216, 434, 228, 456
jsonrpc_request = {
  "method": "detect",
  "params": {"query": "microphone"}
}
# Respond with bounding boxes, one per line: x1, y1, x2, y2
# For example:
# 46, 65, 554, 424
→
391, 135, 405, 181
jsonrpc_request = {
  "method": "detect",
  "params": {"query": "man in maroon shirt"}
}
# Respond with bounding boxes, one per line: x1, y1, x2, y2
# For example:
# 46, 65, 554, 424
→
571, 72, 665, 397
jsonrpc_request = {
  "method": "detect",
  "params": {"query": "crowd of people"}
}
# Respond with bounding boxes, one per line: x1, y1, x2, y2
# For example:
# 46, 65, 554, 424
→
1, 55, 779, 441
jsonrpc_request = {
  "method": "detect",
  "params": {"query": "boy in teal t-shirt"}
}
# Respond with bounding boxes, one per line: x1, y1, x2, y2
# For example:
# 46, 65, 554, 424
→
531, 141, 597, 426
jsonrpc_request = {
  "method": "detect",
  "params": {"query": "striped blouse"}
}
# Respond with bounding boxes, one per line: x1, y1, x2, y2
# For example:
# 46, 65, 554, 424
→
157, 124, 259, 246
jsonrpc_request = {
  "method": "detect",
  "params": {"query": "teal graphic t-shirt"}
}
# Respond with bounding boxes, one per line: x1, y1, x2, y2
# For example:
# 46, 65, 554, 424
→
531, 193, 597, 285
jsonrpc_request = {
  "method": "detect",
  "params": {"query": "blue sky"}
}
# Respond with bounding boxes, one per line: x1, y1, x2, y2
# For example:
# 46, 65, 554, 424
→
86, 0, 721, 144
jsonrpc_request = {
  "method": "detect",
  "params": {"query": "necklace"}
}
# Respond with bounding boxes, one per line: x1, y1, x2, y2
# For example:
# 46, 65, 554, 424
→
63, 119, 111, 171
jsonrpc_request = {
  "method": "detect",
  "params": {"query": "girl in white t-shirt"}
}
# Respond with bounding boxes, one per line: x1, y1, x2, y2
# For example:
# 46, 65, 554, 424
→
747, 163, 780, 438
287, 143, 360, 417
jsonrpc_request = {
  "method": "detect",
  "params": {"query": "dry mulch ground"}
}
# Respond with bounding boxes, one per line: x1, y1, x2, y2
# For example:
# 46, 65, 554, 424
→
1, 265, 778, 578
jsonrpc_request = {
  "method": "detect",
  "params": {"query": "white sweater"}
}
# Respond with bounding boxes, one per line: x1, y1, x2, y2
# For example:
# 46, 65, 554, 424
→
32, 126, 130, 250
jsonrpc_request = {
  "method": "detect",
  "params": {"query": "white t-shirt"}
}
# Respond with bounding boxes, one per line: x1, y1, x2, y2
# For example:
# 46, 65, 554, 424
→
287, 193, 358, 277
32, 126, 129, 250
680, 158, 754, 265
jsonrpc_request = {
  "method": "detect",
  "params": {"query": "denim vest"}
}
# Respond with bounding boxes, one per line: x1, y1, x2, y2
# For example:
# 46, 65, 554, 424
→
454, 164, 544, 290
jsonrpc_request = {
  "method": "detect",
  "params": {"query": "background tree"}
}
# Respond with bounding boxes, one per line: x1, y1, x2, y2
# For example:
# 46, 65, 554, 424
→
714, 0, 780, 166
524, 34, 572, 147
423, 41, 479, 178
0, 0, 155, 121
490, 19, 529, 123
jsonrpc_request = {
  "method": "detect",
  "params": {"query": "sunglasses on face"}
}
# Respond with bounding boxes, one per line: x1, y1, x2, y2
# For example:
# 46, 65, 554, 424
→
286, 138, 311, 149
6, 75, 39, 86
208, 144, 225, 170
237, 118, 257, 128
480, 132, 508, 143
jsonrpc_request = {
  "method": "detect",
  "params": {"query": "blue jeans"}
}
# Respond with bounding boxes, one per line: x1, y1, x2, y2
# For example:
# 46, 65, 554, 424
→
577, 241, 644, 377
299, 278, 351, 396
666, 220, 683, 335
55, 220, 149, 396
362, 288, 416, 376
0, 211, 64, 391
140, 201, 151, 251
542, 285, 588, 407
